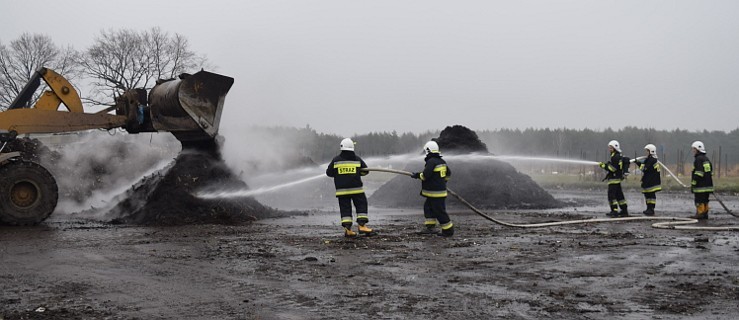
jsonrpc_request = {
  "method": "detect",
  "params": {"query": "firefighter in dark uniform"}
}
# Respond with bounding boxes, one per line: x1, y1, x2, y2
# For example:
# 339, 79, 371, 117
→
689, 141, 713, 220
410, 141, 454, 237
326, 138, 375, 237
598, 140, 629, 217
635, 144, 662, 216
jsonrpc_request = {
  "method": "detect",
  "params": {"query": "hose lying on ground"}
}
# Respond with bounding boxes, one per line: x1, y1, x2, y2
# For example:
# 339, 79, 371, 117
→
363, 167, 739, 231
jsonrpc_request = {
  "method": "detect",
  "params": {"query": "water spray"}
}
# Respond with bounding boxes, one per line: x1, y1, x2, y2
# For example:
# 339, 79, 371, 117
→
194, 153, 421, 200
363, 167, 739, 231
450, 155, 733, 216
491, 155, 599, 166
194, 152, 735, 219
444, 153, 600, 166
197, 174, 324, 199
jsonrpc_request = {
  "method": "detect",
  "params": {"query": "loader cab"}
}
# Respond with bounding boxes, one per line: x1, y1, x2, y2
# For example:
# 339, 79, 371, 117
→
0, 130, 18, 143
0, 130, 18, 153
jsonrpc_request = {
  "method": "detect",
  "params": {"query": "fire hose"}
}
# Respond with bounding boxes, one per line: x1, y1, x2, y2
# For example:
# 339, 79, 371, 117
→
651, 160, 738, 218
363, 167, 739, 231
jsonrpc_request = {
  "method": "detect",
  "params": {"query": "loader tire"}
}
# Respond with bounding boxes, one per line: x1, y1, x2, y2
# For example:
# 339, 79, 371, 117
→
0, 160, 58, 225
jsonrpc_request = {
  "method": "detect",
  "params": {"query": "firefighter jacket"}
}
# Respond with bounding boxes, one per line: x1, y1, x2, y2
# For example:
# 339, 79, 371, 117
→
600, 152, 624, 184
419, 153, 451, 198
639, 155, 662, 193
691, 153, 714, 193
326, 151, 368, 196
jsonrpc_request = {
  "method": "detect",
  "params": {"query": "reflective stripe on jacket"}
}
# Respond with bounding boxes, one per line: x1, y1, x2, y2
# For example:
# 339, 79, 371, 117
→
326, 151, 368, 197
419, 153, 450, 198
602, 152, 624, 184
640, 155, 662, 193
691, 153, 714, 193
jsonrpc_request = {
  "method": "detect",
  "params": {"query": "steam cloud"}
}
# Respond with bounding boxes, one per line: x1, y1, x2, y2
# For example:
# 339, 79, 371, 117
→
43, 131, 180, 216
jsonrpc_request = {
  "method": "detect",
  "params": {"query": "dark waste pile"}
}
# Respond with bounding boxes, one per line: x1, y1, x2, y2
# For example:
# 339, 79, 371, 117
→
105, 141, 278, 225
5, 134, 175, 205
370, 125, 561, 209
3, 137, 59, 163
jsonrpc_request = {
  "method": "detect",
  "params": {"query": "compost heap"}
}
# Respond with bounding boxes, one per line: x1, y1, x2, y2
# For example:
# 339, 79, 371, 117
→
105, 140, 277, 225
370, 125, 561, 209
4, 137, 59, 163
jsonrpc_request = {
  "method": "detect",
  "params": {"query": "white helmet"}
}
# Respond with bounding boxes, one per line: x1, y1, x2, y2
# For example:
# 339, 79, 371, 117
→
340, 138, 355, 151
644, 144, 657, 156
608, 140, 621, 153
423, 141, 440, 154
691, 141, 706, 154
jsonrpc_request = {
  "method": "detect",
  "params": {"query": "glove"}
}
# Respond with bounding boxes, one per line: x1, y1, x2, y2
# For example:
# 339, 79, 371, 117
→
598, 162, 606, 169
410, 172, 420, 179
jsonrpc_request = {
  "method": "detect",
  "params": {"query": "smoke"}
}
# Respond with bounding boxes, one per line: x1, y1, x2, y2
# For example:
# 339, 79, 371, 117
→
41, 131, 180, 215
212, 125, 426, 209
219, 125, 317, 178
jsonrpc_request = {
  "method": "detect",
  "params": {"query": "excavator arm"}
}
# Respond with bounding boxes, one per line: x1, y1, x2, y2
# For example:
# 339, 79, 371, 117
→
2, 67, 127, 134
1, 67, 234, 141
0, 66, 234, 225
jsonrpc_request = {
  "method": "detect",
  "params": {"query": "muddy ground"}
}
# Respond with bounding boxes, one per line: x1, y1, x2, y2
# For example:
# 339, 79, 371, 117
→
2, 190, 739, 320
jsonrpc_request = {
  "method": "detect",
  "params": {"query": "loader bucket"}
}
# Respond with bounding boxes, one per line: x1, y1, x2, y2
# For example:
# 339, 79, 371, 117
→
148, 71, 234, 142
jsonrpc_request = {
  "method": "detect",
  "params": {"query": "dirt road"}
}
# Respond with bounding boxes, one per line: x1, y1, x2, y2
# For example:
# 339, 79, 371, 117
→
2, 191, 739, 319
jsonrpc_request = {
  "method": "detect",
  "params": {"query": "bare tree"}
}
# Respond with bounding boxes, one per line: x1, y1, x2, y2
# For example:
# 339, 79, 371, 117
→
0, 33, 81, 110
77, 27, 210, 106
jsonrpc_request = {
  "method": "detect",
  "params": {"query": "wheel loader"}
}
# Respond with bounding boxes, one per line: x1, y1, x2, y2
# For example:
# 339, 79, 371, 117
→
0, 67, 234, 225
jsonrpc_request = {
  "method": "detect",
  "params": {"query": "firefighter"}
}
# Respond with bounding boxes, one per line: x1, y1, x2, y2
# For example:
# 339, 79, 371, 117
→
410, 141, 454, 237
598, 140, 629, 217
635, 144, 662, 216
326, 138, 375, 237
689, 141, 713, 220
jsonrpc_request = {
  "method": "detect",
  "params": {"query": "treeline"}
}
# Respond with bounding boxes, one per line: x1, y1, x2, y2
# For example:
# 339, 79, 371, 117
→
478, 127, 739, 165
1, 29, 207, 110
266, 126, 739, 168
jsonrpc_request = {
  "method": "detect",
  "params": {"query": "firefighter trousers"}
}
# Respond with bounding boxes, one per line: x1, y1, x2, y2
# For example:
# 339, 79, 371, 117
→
423, 197, 451, 228
338, 193, 368, 227
607, 184, 627, 211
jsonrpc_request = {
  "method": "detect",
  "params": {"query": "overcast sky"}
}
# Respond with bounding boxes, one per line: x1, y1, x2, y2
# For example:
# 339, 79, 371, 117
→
2, 0, 738, 136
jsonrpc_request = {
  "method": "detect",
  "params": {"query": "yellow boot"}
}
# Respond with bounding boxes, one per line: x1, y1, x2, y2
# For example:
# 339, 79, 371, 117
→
358, 224, 375, 235
689, 204, 708, 220
701, 204, 710, 219
344, 227, 357, 237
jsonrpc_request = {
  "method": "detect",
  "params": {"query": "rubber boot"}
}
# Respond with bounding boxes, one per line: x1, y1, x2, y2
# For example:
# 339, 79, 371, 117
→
358, 224, 375, 236
618, 205, 629, 217
606, 202, 619, 217
418, 225, 438, 235
344, 227, 357, 237
438, 226, 454, 237
688, 204, 708, 220
343, 222, 357, 237
643, 204, 655, 216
